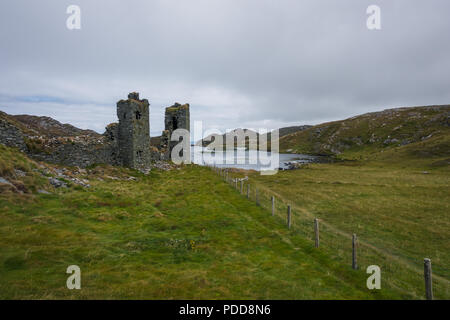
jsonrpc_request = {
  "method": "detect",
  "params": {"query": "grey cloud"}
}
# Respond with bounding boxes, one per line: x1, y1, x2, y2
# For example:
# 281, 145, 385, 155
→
0, 0, 449, 134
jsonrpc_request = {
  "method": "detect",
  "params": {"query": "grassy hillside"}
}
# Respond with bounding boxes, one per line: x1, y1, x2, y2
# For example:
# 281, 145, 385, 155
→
279, 105, 450, 160
0, 145, 412, 299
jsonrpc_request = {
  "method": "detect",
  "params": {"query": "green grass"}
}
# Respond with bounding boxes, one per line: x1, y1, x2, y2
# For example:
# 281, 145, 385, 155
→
238, 157, 449, 299
0, 146, 410, 299
0, 143, 448, 299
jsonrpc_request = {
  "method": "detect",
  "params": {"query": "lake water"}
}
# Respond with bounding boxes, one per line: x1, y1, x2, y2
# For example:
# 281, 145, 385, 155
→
190, 146, 321, 171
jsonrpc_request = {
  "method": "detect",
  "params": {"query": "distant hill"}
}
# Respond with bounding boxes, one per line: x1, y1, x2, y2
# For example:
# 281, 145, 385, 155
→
196, 128, 258, 148
0, 112, 100, 138
278, 105, 450, 160
196, 126, 311, 149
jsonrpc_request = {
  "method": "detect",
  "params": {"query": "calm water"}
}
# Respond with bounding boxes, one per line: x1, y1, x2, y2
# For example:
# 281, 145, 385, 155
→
190, 146, 320, 171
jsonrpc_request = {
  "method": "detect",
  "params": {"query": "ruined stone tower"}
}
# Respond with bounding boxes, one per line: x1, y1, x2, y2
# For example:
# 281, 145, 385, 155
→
160, 103, 190, 155
116, 92, 151, 170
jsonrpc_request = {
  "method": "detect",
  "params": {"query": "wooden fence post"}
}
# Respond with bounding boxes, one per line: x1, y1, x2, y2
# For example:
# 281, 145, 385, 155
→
271, 196, 275, 216
287, 205, 291, 229
314, 218, 319, 248
240, 180, 243, 194
247, 184, 250, 199
352, 234, 357, 270
235, 179, 237, 190
424, 258, 433, 300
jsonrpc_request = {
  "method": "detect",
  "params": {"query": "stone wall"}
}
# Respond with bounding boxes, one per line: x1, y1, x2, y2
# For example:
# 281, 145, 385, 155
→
29, 139, 119, 168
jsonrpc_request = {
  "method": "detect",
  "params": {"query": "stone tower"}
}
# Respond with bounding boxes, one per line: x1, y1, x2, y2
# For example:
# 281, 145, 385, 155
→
160, 103, 190, 155
116, 92, 151, 170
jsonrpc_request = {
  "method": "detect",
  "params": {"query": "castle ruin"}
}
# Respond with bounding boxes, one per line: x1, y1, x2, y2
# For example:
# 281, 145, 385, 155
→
160, 103, 190, 156
109, 95, 191, 169
0, 92, 190, 171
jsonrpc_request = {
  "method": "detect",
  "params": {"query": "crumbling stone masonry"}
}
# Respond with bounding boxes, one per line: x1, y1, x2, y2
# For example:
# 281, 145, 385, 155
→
115, 92, 151, 170
0, 92, 169, 170
160, 103, 190, 156
25, 93, 155, 169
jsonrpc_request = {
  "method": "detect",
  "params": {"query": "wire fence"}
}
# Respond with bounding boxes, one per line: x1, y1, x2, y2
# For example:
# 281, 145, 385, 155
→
207, 165, 449, 300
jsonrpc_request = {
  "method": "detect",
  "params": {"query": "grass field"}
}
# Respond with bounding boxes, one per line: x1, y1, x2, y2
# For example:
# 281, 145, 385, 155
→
0, 143, 448, 299
230, 155, 449, 299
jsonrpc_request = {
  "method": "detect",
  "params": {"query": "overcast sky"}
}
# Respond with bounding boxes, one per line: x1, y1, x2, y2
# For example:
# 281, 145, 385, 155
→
0, 0, 449, 136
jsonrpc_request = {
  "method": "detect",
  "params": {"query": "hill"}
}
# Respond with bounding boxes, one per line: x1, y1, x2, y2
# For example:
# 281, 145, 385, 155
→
196, 125, 311, 149
0, 110, 108, 164
196, 128, 258, 148
0, 111, 99, 138
11, 114, 100, 138
279, 105, 450, 160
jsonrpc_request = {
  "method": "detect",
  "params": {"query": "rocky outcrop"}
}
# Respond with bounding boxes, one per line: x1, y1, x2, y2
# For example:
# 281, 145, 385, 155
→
0, 118, 27, 152
278, 125, 312, 138
11, 114, 100, 138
